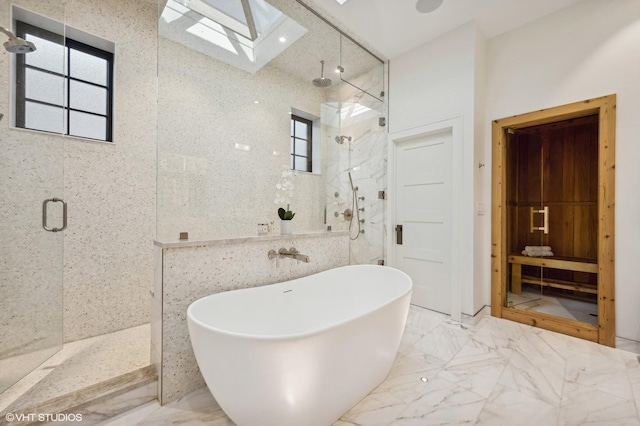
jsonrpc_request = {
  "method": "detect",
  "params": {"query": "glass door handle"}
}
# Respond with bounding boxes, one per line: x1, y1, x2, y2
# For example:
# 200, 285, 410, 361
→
42, 198, 67, 232
530, 206, 549, 234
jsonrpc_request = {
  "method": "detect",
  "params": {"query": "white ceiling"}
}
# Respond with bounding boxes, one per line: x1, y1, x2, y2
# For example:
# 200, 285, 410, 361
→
311, 0, 585, 59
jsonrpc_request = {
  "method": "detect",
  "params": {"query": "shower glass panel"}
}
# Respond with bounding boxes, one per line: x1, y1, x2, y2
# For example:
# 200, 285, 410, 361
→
156, 0, 387, 266
157, 0, 341, 240
324, 39, 386, 265
506, 129, 545, 309
338, 35, 384, 102
0, 2, 66, 393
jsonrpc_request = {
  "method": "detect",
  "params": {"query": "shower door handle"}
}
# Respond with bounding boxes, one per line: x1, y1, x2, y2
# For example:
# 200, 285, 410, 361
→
42, 198, 67, 232
395, 225, 403, 245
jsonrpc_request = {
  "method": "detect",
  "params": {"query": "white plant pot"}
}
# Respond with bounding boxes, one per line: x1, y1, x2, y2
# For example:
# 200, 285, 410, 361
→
280, 220, 292, 235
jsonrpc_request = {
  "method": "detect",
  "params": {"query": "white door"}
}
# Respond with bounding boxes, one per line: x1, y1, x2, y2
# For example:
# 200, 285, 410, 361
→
394, 130, 453, 314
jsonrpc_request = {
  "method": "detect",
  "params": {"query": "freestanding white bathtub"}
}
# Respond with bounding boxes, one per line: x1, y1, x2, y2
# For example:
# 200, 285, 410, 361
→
187, 265, 413, 426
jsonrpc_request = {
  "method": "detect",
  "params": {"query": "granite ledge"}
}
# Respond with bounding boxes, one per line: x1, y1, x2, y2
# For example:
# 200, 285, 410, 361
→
154, 230, 349, 249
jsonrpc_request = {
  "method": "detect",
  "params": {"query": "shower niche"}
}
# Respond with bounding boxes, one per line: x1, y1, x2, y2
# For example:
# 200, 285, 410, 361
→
491, 95, 616, 346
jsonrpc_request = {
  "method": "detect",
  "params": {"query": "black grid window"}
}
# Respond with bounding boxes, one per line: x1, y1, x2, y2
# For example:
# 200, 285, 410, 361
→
291, 115, 312, 172
15, 21, 114, 142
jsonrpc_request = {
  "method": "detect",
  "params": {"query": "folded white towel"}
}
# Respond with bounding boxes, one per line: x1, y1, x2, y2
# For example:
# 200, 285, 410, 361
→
524, 246, 552, 252
522, 246, 554, 257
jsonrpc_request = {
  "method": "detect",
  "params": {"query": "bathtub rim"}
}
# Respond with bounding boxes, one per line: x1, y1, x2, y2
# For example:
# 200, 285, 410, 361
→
187, 265, 413, 342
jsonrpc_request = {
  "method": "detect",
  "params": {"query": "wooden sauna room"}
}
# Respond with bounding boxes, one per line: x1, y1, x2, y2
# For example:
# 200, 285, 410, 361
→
505, 115, 598, 320
491, 95, 616, 346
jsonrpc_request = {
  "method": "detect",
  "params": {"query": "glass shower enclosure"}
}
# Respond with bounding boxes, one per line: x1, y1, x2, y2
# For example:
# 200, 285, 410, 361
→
156, 0, 387, 265
0, 1, 66, 393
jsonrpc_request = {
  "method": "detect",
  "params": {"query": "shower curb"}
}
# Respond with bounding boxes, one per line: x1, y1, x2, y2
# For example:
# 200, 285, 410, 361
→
0, 365, 157, 425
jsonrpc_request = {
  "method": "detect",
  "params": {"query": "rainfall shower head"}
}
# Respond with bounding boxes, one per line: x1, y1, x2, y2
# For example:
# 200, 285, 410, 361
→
335, 135, 352, 144
0, 26, 36, 54
312, 60, 332, 88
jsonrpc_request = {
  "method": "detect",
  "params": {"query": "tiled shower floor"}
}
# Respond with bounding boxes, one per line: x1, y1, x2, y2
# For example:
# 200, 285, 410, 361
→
103, 306, 640, 425
0, 324, 150, 415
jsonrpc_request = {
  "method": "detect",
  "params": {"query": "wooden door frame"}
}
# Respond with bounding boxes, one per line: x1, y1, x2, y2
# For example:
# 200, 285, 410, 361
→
491, 94, 616, 346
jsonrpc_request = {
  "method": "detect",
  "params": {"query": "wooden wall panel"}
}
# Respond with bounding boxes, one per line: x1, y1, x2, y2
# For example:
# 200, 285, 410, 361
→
508, 116, 598, 260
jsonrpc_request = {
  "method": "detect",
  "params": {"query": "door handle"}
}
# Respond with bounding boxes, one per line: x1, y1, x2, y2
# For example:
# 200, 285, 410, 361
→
529, 206, 549, 234
42, 198, 67, 232
395, 224, 403, 245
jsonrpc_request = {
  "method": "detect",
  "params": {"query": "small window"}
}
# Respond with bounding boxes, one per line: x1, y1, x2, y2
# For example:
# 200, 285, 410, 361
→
290, 114, 312, 172
15, 21, 114, 142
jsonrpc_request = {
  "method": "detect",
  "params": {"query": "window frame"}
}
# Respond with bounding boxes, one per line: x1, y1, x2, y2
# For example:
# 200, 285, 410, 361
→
14, 20, 114, 142
291, 114, 312, 172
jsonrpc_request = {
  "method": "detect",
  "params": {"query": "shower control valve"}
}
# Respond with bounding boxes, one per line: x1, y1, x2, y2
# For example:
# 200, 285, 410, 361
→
341, 208, 353, 221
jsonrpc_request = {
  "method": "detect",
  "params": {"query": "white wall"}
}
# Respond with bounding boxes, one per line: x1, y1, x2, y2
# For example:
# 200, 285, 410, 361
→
156, 36, 326, 241
389, 22, 481, 316
485, 0, 640, 341
391, 0, 640, 341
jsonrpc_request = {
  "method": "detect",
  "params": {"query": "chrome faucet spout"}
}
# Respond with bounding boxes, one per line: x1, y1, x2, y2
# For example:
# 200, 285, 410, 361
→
277, 247, 311, 263
293, 253, 310, 263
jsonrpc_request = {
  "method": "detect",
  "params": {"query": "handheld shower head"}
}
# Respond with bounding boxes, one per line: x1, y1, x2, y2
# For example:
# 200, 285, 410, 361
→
0, 26, 36, 54
348, 171, 357, 191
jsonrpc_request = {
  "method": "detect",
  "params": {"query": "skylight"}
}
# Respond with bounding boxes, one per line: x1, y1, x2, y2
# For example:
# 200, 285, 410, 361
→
160, 0, 307, 73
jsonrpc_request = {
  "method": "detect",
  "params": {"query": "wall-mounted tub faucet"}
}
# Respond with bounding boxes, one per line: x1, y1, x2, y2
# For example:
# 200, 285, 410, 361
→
268, 247, 310, 263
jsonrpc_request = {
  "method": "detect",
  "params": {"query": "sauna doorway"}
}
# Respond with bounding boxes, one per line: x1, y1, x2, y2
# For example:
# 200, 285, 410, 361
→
491, 95, 616, 346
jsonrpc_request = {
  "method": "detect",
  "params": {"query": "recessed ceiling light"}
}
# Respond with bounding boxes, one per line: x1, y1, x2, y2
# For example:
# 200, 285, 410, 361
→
335, 0, 349, 5
254, 100, 260, 104
279, 36, 286, 43
416, 0, 443, 13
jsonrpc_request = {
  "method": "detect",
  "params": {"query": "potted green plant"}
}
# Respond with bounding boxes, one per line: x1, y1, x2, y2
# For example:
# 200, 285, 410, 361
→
278, 206, 295, 235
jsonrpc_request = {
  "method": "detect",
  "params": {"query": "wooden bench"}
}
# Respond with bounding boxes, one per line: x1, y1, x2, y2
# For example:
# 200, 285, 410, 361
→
508, 254, 598, 295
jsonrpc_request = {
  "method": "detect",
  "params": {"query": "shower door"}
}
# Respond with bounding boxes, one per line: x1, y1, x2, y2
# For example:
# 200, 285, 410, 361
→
0, 133, 65, 394
0, 4, 66, 392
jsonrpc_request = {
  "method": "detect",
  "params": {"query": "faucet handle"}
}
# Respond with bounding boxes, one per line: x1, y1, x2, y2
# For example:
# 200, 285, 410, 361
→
289, 247, 299, 254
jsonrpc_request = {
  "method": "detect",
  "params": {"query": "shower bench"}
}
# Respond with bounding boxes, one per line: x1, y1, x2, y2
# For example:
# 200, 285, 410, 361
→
508, 254, 598, 295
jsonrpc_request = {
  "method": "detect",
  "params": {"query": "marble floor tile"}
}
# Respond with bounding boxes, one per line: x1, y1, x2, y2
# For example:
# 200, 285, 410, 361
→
340, 391, 407, 426
101, 305, 640, 426
475, 383, 558, 426
392, 377, 486, 425
437, 339, 510, 398
412, 321, 471, 363
497, 349, 564, 406
564, 351, 634, 400
370, 346, 446, 403
558, 382, 640, 426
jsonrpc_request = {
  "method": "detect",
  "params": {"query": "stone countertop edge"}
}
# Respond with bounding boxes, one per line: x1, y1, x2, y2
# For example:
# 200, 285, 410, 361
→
154, 230, 349, 249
